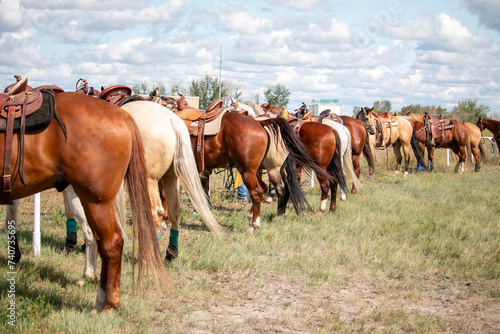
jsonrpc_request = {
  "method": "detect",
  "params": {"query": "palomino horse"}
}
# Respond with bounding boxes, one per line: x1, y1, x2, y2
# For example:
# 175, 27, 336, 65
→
422, 114, 472, 173
477, 117, 500, 157
358, 108, 428, 175
197, 111, 331, 230
1, 83, 168, 313
294, 104, 361, 199
6, 99, 224, 283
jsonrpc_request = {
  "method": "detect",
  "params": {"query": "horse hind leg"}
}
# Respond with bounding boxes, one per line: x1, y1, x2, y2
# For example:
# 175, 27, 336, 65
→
243, 171, 266, 232
160, 172, 182, 262
82, 201, 124, 314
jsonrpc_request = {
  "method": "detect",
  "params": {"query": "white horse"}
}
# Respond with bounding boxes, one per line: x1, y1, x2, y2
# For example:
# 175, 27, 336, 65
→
320, 118, 360, 201
5, 100, 223, 283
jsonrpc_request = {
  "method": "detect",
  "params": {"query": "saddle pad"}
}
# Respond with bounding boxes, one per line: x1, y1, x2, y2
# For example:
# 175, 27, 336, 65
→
189, 108, 230, 136
0, 91, 55, 133
383, 120, 398, 127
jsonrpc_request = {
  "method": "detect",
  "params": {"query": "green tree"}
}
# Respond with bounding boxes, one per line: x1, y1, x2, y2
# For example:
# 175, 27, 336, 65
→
400, 104, 447, 116
132, 80, 150, 94
263, 84, 290, 107
169, 79, 188, 96
449, 99, 490, 123
373, 100, 392, 113
189, 75, 228, 109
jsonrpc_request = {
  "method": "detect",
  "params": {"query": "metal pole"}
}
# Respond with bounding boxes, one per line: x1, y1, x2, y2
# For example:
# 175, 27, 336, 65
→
218, 44, 222, 100
310, 170, 315, 187
33, 193, 41, 256
447, 149, 450, 166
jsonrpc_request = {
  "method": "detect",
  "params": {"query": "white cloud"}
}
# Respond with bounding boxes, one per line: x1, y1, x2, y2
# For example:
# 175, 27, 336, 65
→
268, 0, 323, 11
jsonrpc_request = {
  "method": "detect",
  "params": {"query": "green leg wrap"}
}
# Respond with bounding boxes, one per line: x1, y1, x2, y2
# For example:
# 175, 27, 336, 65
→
169, 229, 179, 246
65, 218, 78, 248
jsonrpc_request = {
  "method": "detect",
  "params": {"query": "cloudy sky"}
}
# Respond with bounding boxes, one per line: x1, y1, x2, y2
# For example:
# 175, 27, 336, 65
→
1, 0, 499, 115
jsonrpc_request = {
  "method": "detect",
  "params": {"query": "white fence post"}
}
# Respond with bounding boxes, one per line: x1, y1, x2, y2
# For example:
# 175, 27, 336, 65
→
33, 193, 41, 256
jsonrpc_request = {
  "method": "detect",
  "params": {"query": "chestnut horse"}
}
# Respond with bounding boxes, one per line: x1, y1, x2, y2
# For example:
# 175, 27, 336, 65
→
477, 117, 500, 156
6, 99, 224, 284
1, 90, 169, 313
198, 112, 330, 231
289, 120, 348, 212
358, 108, 428, 174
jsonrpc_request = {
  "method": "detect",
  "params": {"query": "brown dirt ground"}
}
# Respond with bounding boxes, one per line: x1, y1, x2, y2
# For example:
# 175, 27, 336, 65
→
166, 270, 500, 333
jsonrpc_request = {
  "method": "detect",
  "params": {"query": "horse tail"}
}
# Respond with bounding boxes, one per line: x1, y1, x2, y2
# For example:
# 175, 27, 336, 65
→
329, 129, 347, 195
170, 114, 223, 237
478, 141, 486, 162
283, 155, 311, 215
123, 113, 172, 291
466, 132, 473, 165
260, 118, 332, 182
342, 128, 362, 192
410, 128, 429, 171
362, 132, 376, 176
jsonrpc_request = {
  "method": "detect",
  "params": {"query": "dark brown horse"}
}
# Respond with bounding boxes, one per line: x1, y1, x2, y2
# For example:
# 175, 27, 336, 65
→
197, 112, 330, 230
290, 121, 347, 212
1, 87, 169, 314
477, 117, 500, 156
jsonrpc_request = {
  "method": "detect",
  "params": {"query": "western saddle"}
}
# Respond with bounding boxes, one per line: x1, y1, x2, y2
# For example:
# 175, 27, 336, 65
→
0, 75, 66, 203
424, 114, 454, 146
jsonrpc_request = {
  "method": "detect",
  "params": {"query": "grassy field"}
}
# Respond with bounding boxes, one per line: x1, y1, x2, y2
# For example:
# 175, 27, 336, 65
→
0, 146, 499, 333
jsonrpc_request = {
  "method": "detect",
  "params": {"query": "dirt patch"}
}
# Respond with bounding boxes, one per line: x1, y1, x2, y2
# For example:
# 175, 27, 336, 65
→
170, 271, 499, 333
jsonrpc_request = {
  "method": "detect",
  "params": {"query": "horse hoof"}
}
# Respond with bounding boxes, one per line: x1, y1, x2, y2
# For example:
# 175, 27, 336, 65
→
164, 244, 178, 263
90, 309, 99, 316
404, 172, 408, 178
75, 279, 85, 287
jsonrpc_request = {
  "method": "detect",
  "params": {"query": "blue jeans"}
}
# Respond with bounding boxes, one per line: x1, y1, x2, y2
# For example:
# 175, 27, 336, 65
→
237, 183, 248, 201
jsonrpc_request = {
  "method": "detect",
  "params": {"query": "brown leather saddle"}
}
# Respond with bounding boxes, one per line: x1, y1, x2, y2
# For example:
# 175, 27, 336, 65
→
99, 85, 132, 104
427, 117, 454, 145
0, 76, 67, 203
319, 109, 345, 125
173, 99, 226, 173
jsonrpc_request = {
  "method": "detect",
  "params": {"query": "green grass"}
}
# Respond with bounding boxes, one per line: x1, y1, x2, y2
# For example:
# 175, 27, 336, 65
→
0, 147, 499, 333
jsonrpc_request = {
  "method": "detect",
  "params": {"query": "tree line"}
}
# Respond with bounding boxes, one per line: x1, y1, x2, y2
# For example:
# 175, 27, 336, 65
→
132, 75, 290, 110
132, 75, 494, 123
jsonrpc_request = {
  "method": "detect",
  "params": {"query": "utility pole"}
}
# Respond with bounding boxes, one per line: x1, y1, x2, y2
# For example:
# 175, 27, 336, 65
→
219, 44, 222, 100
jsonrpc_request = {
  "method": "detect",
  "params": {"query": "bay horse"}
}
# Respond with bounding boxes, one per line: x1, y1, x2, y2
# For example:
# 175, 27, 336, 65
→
404, 114, 484, 171
422, 114, 472, 173
1, 86, 169, 313
6, 99, 224, 283
198, 111, 331, 231
477, 117, 500, 157
358, 108, 428, 175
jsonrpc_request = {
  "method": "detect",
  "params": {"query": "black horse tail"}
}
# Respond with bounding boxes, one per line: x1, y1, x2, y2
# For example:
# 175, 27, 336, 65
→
329, 129, 347, 196
362, 133, 376, 176
410, 129, 429, 171
282, 156, 311, 215
260, 117, 333, 182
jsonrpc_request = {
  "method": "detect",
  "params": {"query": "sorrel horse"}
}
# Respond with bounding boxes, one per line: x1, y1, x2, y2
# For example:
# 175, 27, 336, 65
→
1, 85, 168, 313
198, 111, 331, 230
358, 108, 428, 174
6, 98, 224, 283
288, 120, 348, 212
294, 104, 361, 198
423, 114, 472, 173
477, 117, 500, 157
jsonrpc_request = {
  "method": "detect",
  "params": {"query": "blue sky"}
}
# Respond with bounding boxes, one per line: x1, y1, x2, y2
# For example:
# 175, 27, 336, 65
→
1, 0, 499, 115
